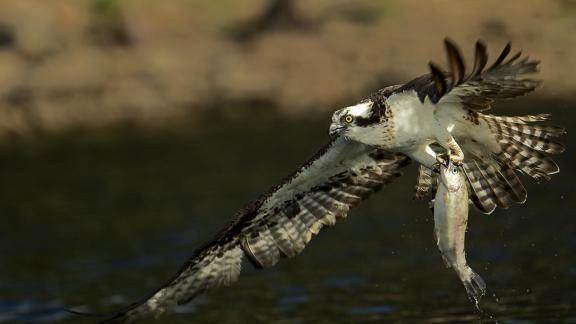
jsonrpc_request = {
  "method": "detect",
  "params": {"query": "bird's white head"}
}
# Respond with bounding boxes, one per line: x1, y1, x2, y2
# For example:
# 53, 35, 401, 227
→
329, 100, 383, 141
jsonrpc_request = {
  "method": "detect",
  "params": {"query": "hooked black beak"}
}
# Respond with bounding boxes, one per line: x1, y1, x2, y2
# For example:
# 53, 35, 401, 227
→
329, 125, 345, 138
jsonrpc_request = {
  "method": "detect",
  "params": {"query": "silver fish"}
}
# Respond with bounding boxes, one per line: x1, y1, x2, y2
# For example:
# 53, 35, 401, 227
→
434, 162, 486, 305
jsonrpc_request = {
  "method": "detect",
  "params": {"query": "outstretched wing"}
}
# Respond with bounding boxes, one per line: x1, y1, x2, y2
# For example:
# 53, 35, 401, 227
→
398, 38, 540, 108
100, 136, 409, 323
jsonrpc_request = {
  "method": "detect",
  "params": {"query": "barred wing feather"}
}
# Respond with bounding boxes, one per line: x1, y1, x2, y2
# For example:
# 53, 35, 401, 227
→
100, 137, 409, 323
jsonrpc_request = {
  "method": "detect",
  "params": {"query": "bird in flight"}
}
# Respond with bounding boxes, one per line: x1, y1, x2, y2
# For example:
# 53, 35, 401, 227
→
331, 39, 564, 213
93, 39, 564, 323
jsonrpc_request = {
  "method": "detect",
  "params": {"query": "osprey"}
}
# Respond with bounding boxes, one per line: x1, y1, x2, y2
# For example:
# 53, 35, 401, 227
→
93, 40, 564, 323
331, 39, 564, 213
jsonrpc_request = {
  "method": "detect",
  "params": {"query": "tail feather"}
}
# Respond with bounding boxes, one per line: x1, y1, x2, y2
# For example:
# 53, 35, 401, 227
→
415, 113, 562, 214
474, 158, 510, 209
498, 121, 565, 139
483, 114, 566, 139
414, 165, 435, 200
481, 114, 562, 181
493, 124, 565, 154
462, 160, 497, 213
507, 134, 564, 154
498, 143, 559, 180
493, 162, 527, 203
487, 113, 549, 123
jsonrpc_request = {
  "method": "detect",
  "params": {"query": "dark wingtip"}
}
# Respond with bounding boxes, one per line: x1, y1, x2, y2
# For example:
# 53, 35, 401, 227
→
443, 37, 457, 48
470, 40, 488, 78
64, 308, 118, 324
429, 61, 447, 103
503, 41, 512, 53
443, 38, 466, 84
475, 40, 487, 57
489, 41, 512, 70
65, 307, 110, 317
506, 50, 522, 64
65, 305, 130, 323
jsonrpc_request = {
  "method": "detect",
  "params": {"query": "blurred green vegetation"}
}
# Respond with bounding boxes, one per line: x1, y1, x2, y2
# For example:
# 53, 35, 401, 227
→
90, 0, 121, 15
557, 0, 576, 20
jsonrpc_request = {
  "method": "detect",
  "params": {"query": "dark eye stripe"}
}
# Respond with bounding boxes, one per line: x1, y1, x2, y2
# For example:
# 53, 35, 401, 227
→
355, 114, 380, 126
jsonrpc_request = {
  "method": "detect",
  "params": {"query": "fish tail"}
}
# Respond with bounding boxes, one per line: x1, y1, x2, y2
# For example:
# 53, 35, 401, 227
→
463, 269, 486, 303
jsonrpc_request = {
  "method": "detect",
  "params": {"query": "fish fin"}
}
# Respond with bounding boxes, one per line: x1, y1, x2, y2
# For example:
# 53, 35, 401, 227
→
462, 270, 487, 306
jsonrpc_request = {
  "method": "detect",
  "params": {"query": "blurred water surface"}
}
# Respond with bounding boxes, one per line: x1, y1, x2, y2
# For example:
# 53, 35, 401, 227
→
0, 98, 575, 323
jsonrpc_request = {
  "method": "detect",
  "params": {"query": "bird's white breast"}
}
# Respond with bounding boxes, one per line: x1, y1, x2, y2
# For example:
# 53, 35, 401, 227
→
386, 91, 437, 149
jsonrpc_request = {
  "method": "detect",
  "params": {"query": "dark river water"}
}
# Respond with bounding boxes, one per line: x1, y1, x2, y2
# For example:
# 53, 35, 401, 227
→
0, 98, 575, 323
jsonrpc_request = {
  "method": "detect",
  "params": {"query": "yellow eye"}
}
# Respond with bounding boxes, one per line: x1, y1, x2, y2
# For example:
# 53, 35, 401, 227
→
342, 114, 354, 124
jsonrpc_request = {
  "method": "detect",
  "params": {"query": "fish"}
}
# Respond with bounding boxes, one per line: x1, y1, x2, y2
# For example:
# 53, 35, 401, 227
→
433, 162, 486, 305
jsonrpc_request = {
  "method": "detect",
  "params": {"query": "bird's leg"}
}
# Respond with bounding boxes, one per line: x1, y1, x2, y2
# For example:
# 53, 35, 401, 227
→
446, 136, 464, 166
435, 152, 448, 167
435, 126, 464, 166
422, 144, 449, 173
407, 144, 442, 171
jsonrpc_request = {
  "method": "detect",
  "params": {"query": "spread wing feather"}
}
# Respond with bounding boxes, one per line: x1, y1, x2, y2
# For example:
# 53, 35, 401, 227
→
100, 137, 409, 323
402, 40, 563, 215
398, 38, 540, 108
414, 165, 435, 200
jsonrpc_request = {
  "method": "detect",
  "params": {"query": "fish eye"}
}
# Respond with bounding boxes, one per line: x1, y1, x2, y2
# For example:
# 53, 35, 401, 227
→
342, 114, 354, 124
452, 167, 459, 174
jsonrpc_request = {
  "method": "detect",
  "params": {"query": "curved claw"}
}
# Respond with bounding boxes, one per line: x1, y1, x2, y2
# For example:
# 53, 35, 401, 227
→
435, 152, 449, 167
450, 154, 464, 166
446, 137, 465, 166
